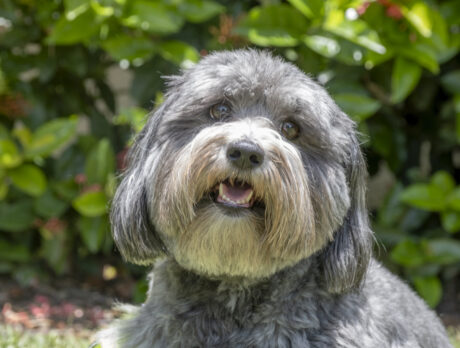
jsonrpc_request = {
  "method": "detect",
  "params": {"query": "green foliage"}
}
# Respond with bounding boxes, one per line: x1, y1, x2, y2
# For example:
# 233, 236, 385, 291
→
0, 0, 459, 310
235, 4, 308, 47
391, 57, 422, 103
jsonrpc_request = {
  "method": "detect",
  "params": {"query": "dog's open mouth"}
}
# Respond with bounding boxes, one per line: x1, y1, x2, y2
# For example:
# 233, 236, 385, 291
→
212, 179, 256, 208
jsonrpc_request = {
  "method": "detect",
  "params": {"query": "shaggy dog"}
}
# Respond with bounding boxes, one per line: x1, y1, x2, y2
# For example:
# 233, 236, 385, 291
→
98, 50, 452, 347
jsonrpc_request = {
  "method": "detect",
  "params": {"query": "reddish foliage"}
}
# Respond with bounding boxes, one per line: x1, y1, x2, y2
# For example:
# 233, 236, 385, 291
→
209, 14, 247, 47
0, 93, 28, 119
116, 147, 129, 171
42, 218, 67, 234
386, 4, 403, 20
75, 173, 87, 185
81, 184, 102, 194
357, 1, 371, 15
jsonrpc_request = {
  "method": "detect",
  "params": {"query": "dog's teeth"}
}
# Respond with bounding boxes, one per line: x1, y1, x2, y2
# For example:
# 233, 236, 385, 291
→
222, 194, 234, 203
217, 181, 254, 207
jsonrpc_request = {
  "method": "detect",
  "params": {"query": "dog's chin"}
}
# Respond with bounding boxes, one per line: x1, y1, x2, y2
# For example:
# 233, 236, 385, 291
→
169, 194, 281, 279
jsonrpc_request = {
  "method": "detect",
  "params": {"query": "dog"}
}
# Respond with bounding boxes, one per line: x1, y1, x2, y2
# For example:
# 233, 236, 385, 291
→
97, 50, 452, 347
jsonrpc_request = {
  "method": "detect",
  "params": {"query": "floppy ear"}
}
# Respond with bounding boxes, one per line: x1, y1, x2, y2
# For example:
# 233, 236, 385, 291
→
319, 129, 372, 293
110, 104, 170, 264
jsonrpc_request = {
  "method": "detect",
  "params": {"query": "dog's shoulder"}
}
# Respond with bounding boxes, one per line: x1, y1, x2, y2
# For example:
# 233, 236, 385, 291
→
355, 260, 452, 348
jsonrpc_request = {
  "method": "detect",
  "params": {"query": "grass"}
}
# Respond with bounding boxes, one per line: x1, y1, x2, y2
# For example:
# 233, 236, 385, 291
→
0, 324, 458, 347
449, 327, 460, 348
0, 325, 91, 348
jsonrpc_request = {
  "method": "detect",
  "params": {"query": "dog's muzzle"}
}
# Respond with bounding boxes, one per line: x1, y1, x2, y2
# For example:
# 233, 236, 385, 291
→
206, 140, 263, 209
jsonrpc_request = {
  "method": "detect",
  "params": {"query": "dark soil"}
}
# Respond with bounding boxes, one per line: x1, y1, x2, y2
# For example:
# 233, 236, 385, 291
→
1, 273, 459, 338
0, 275, 133, 338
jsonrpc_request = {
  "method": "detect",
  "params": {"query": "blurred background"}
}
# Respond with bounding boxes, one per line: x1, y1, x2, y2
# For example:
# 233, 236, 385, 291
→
0, 0, 459, 346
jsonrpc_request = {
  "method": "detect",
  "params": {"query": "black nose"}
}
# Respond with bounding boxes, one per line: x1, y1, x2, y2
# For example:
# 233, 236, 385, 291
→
226, 141, 264, 170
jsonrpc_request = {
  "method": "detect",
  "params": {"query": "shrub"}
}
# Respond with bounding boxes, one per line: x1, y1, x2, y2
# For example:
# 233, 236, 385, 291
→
0, 0, 459, 307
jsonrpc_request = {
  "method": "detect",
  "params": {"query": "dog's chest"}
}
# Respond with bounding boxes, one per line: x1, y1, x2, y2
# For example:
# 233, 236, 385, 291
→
144, 282, 340, 348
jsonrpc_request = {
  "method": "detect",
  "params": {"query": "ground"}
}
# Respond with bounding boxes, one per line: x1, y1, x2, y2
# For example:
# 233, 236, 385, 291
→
0, 275, 459, 347
0, 275, 124, 347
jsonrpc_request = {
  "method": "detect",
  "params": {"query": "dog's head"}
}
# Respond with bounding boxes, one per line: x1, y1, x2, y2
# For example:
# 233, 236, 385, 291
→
111, 50, 372, 292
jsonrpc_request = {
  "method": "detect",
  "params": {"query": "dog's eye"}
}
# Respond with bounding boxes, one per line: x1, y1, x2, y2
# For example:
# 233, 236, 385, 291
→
281, 121, 300, 140
210, 103, 231, 120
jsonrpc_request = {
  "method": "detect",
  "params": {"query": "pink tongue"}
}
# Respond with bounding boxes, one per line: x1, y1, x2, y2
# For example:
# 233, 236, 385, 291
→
217, 182, 254, 207
222, 182, 252, 201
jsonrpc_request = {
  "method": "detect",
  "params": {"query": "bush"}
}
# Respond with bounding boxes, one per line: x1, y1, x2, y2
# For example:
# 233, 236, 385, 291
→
0, 0, 459, 307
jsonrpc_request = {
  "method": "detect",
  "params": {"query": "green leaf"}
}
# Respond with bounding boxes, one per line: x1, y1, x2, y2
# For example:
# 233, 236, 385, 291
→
400, 209, 430, 232
85, 138, 115, 185
33, 189, 69, 218
0, 178, 7, 200
0, 201, 35, 232
46, 7, 100, 45
447, 188, 460, 211
77, 216, 108, 253
455, 95, 460, 114
377, 183, 406, 228
427, 238, 460, 264
399, 43, 439, 74
53, 179, 79, 201
333, 94, 381, 122
13, 126, 32, 150
440, 0, 460, 26
456, 111, 460, 144
390, 57, 422, 103
64, 0, 88, 13
440, 70, 460, 94
0, 68, 7, 94
402, 2, 432, 38
90, 1, 114, 17
133, 278, 148, 304
324, 9, 386, 55
390, 239, 425, 267
39, 227, 68, 274
0, 139, 22, 168
26, 116, 78, 158
234, 5, 308, 47
8, 164, 47, 197
0, 124, 8, 140
430, 171, 455, 194
102, 35, 156, 62
287, 0, 323, 19
400, 184, 446, 211
72, 190, 107, 217
303, 35, 340, 58
178, 0, 225, 23
123, 1, 184, 34
441, 211, 460, 233
429, 7, 451, 63
413, 276, 442, 308
159, 41, 199, 67
0, 239, 30, 262
113, 107, 148, 133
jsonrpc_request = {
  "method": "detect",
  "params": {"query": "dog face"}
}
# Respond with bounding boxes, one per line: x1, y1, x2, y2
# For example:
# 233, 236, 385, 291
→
112, 50, 372, 292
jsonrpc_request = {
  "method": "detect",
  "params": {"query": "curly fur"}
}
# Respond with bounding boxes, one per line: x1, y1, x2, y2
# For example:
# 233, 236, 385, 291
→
97, 50, 452, 348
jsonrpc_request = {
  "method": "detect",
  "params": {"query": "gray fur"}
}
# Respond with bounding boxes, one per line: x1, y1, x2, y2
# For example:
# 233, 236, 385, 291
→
100, 50, 452, 347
